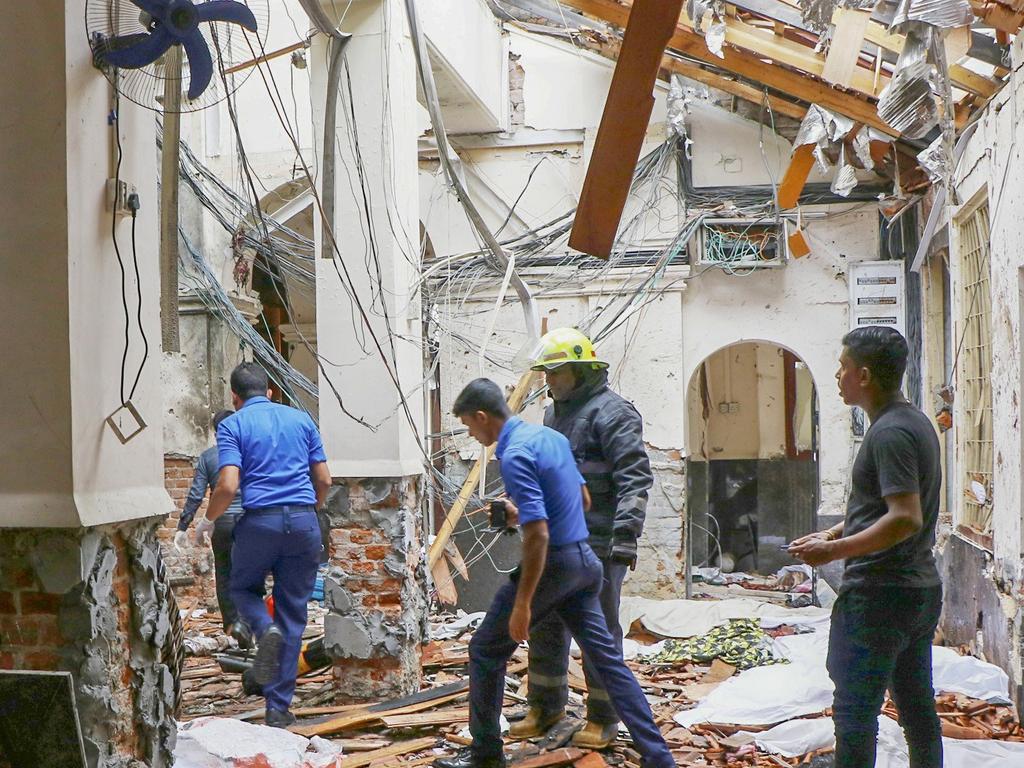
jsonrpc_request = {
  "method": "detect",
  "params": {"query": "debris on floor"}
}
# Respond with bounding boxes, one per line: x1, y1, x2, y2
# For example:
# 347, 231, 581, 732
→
175, 596, 1024, 768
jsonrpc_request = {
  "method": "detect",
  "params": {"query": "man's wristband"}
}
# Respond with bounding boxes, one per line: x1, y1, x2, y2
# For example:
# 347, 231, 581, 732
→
823, 529, 838, 541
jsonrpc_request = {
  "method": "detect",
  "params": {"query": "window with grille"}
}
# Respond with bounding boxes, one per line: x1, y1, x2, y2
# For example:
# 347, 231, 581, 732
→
956, 202, 993, 532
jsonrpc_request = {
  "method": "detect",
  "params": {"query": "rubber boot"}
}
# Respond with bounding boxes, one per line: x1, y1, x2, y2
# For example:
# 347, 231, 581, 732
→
571, 720, 619, 749
508, 707, 565, 739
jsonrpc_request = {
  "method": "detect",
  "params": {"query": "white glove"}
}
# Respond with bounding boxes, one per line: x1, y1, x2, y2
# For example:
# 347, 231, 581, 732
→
173, 530, 188, 552
194, 516, 215, 546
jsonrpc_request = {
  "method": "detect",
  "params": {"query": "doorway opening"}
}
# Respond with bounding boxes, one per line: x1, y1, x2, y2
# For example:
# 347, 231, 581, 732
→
685, 341, 819, 579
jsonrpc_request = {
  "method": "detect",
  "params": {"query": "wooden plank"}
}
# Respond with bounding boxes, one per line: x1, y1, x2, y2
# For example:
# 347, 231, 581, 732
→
511, 748, 586, 768
427, 368, 539, 568
821, 8, 871, 87
569, 0, 687, 258
432, 553, 459, 606
337, 737, 438, 768
777, 143, 816, 209
562, 0, 900, 136
382, 707, 470, 728
292, 687, 470, 737
660, 57, 807, 120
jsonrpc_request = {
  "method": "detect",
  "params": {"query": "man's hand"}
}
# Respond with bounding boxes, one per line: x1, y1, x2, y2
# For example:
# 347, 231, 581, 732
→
509, 600, 531, 643
194, 517, 214, 546
789, 537, 839, 567
789, 530, 833, 548
609, 535, 638, 570
173, 530, 189, 552
504, 498, 519, 528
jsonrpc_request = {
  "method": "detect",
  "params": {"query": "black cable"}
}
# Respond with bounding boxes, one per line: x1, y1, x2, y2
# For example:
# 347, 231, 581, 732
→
128, 199, 149, 401
111, 94, 131, 406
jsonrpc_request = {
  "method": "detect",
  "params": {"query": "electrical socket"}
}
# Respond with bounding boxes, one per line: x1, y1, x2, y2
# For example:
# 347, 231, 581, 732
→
718, 401, 741, 414
106, 178, 137, 217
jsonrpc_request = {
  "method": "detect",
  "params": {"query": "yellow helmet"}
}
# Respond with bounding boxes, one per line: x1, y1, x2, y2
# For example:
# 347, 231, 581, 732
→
530, 328, 608, 371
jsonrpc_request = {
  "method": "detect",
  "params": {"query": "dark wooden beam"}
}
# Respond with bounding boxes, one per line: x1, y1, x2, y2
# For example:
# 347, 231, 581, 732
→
568, 0, 687, 259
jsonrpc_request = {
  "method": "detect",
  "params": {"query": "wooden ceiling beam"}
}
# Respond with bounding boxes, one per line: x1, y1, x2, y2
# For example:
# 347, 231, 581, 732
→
661, 57, 808, 121
562, 0, 900, 136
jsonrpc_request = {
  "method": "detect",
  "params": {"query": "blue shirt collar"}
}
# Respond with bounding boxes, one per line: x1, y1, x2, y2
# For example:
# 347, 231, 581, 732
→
495, 416, 522, 459
241, 396, 270, 408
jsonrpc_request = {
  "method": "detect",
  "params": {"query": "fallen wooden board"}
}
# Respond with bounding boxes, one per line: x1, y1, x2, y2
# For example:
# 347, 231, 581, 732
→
821, 8, 871, 88
569, 0, 688, 258
292, 687, 469, 737
337, 737, 438, 768
382, 707, 471, 728
510, 748, 586, 768
777, 143, 817, 210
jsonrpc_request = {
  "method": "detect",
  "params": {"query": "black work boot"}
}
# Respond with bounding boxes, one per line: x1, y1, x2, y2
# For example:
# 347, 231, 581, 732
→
265, 708, 297, 729
434, 748, 506, 768
241, 667, 264, 697
228, 621, 255, 650
252, 625, 284, 686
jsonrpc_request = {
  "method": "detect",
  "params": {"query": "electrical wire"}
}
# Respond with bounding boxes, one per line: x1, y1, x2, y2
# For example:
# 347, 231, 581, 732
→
110, 92, 132, 406
128, 203, 150, 400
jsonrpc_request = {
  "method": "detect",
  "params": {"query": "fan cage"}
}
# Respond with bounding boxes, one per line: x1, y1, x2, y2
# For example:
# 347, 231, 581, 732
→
86, 0, 270, 113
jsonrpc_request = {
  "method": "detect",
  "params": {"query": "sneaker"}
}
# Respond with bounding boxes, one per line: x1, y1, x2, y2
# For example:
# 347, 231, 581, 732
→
252, 625, 284, 686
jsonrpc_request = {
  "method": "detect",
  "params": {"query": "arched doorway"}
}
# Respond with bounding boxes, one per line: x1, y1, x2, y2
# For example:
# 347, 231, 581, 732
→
685, 341, 819, 579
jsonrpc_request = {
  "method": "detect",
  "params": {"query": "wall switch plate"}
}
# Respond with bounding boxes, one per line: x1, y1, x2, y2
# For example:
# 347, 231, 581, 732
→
105, 178, 137, 217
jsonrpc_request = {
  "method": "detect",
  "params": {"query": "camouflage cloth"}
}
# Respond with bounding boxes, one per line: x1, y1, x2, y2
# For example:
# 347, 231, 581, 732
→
646, 618, 786, 671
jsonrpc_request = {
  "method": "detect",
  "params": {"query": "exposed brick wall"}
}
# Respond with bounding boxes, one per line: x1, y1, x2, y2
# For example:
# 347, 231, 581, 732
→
0, 523, 176, 766
323, 476, 428, 700
159, 455, 218, 609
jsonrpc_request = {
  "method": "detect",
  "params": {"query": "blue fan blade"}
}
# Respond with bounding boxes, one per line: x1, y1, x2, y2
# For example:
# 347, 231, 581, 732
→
128, 0, 170, 17
102, 26, 173, 69
196, 1, 258, 32
182, 30, 214, 100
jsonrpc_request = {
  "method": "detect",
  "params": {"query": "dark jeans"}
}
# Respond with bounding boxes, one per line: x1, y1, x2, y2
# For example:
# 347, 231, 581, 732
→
211, 513, 244, 629
230, 506, 321, 713
528, 558, 627, 723
827, 584, 943, 768
469, 542, 672, 768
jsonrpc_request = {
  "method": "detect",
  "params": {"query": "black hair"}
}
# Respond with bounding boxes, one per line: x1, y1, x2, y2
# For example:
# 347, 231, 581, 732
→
230, 362, 270, 401
212, 409, 235, 429
452, 378, 511, 418
842, 326, 908, 392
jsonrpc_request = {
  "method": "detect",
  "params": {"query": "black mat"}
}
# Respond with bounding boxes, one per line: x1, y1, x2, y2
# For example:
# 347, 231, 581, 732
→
0, 671, 86, 768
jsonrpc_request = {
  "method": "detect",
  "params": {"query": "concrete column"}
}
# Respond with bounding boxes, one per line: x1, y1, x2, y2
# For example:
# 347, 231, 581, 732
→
310, 0, 427, 698
0, 6, 177, 764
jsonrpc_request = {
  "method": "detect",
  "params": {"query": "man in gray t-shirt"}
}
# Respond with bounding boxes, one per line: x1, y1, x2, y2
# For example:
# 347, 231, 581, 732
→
791, 327, 943, 768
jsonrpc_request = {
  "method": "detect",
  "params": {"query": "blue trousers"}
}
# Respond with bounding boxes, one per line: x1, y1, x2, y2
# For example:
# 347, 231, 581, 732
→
469, 542, 673, 768
230, 506, 321, 713
827, 585, 943, 768
528, 558, 627, 723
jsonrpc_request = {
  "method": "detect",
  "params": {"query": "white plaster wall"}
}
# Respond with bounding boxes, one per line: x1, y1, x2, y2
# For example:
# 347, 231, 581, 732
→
682, 205, 878, 513
311, 0, 425, 478
510, 28, 669, 132
0, 3, 171, 527
422, 0, 509, 133
949, 34, 1024, 572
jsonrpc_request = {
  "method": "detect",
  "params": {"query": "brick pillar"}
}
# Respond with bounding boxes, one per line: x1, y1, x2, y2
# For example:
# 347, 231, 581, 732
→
0, 522, 178, 768
323, 476, 428, 700
157, 455, 217, 608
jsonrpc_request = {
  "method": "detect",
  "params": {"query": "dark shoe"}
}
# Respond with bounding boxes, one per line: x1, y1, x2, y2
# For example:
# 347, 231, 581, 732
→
241, 667, 264, 697
571, 720, 618, 748
508, 707, 565, 739
252, 625, 284, 686
434, 748, 506, 768
228, 621, 255, 650
265, 708, 297, 729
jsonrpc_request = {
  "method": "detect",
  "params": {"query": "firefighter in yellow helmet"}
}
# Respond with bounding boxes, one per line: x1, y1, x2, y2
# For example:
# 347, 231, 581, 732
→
510, 328, 653, 749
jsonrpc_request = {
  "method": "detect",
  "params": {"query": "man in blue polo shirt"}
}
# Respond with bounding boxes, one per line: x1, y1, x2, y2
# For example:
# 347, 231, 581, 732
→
202, 362, 332, 728
436, 379, 673, 768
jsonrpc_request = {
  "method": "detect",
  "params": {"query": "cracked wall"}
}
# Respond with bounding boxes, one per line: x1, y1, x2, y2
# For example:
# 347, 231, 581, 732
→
0, 521, 178, 768
321, 476, 428, 700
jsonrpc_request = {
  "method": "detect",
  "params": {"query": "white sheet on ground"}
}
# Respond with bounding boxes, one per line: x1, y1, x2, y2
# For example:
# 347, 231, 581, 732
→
173, 717, 342, 768
619, 596, 831, 638
674, 621, 1011, 728
739, 718, 835, 757
931, 645, 1011, 701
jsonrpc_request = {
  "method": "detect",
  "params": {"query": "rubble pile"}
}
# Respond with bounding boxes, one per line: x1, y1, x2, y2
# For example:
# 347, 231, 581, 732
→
174, 594, 1024, 768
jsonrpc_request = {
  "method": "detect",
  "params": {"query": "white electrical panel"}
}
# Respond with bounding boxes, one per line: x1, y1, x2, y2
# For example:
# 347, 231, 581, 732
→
848, 260, 906, 339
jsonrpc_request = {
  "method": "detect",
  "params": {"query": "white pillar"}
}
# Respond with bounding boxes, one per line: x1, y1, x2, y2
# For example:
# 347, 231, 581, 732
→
0, 1, 170, 527
312, 0, 425, 478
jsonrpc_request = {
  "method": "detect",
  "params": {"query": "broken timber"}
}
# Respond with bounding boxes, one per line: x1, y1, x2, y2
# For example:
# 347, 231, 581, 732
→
569, 0, 687, 259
